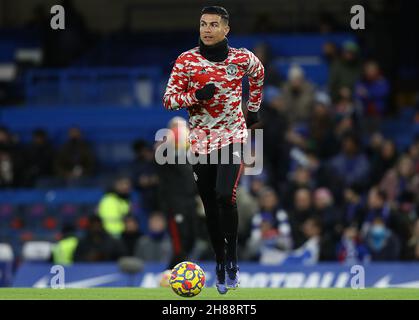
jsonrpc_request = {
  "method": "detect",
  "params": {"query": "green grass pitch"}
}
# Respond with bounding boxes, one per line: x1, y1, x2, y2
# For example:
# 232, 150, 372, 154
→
0, 288, 418, 300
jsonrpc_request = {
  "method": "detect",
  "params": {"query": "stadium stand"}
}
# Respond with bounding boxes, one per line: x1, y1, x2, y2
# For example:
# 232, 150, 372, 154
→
0, 0, 419, 289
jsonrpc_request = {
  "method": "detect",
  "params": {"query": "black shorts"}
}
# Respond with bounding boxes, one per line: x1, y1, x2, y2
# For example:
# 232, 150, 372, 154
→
192, 143, 244, 204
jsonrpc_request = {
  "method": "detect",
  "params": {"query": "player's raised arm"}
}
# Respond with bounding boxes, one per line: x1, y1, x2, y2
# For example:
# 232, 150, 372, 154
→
163, 54, 200, 110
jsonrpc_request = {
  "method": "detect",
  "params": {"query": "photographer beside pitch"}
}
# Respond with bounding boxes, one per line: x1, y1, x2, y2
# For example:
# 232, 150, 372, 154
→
163, 6, 264, 294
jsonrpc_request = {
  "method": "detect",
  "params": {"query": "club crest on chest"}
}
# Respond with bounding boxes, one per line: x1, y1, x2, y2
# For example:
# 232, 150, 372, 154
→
226, 64, 238, 77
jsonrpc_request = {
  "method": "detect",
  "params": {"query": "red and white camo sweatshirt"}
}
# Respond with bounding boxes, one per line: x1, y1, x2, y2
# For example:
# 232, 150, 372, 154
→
163, 45, 264, 154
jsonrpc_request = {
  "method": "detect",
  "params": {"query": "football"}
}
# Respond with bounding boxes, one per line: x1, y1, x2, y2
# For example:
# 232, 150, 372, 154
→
169, 261, 206, 297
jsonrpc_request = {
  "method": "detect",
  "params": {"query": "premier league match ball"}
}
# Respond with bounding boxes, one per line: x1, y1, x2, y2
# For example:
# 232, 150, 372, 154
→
169, 261, 206, 298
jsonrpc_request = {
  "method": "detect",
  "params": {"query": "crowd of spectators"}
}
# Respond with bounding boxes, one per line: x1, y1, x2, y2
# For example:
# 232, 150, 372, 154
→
238, 40, 419, 264
1, 39, 419, 266
0, 126, 96, 188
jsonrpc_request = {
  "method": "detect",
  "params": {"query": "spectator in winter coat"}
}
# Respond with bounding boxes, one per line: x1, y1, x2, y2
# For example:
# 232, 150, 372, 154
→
328, 132, 370, 188
354, 61, 390, 117
328, 41, 362, 104
366, 217, 400, 261
281, 64, 316, 126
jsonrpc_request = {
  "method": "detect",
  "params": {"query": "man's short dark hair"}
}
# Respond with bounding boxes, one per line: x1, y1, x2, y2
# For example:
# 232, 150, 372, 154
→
201, 6, 229, 24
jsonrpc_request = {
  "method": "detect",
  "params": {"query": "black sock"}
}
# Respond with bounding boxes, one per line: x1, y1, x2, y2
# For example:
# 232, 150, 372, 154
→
203, 201, 226, 265
215, 262, 225, 281
217, 195, 239, 266
225, 234, 238, 267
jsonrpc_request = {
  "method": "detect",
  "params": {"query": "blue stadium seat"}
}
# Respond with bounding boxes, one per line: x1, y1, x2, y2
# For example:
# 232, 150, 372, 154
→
228, 33, 356, 57
25, 68, 162, 106
0, 106, 187, 164
0, 204, 16, 222
0, 29, 40, 63
399, 106, 416, 121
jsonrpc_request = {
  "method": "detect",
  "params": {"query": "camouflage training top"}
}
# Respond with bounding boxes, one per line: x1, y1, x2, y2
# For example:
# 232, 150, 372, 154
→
163, 46, 264, 154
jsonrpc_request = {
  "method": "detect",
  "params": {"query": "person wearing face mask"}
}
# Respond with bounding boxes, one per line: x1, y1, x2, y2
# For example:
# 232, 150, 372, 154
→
366, 217, 401, 261
361, 187, 410, 256
98, 176, 133, 238
134, 212, 171, 263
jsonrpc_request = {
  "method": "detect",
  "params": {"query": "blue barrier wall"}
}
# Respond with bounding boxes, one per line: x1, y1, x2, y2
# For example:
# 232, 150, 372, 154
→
228, 33, 356, 57
0, 106, 187, 144
0, 106, 190, 165
0, 188, 103, 205
11, 262, 419, 288
75, 32, 356, 67
0, 262, 13, 287
0, 29, 41, 63
1, 105, 418, 163
25, 68, 163, 106
0, 188, 148, 257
